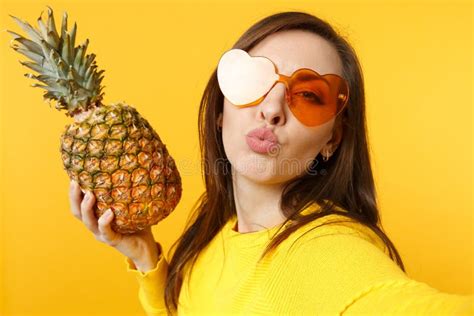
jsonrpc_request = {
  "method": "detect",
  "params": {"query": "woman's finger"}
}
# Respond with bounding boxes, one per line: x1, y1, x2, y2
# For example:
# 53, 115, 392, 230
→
69, 180, 83, 220
81, 191, 99, 235
98, 209, 122, 246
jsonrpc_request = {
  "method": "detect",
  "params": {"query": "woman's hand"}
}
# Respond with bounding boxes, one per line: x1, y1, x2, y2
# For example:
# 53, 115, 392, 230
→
69, 180, 160, 270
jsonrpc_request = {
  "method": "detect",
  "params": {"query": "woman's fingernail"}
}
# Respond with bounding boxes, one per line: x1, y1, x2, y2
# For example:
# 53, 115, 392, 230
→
85, 191, 92, 200
105, 209, 113, 218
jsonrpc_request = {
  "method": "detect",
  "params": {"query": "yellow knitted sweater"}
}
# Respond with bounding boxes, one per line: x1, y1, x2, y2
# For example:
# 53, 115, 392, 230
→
124, 203, 473, 315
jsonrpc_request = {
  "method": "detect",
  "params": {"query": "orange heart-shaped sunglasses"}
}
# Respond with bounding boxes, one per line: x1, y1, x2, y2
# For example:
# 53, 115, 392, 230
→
217, 49, 349, 127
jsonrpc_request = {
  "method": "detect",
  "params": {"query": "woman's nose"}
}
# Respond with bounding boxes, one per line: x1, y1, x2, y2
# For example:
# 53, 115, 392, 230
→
256, 82, 287, 126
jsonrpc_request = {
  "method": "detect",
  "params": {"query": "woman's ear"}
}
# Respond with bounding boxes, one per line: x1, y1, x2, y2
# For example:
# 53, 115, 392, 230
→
216, 112, 223, 128
331, 117, 344, 149
321, 118, 344, 158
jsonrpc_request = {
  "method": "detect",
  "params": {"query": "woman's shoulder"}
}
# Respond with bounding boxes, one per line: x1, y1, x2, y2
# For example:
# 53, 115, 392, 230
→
290, 202, 389, 255
271, 202, 410, 307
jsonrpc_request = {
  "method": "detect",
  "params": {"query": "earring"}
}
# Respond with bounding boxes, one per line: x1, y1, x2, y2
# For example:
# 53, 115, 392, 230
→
323, 149, 331, 162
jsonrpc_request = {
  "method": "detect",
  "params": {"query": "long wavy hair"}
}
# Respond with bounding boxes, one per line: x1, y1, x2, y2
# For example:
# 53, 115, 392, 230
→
163, 11, 405, 314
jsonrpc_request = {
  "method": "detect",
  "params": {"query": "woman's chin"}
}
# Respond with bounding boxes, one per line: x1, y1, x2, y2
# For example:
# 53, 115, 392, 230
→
231, 158, 300, 184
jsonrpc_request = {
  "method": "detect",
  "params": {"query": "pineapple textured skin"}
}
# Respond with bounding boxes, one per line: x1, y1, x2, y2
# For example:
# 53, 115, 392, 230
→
60, 102, 182, 234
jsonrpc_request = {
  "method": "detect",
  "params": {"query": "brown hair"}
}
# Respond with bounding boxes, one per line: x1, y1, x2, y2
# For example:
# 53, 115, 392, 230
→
163, 11, 405, 314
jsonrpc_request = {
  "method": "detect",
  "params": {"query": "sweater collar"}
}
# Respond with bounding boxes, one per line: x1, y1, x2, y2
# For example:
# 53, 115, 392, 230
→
221, 201, 330, 249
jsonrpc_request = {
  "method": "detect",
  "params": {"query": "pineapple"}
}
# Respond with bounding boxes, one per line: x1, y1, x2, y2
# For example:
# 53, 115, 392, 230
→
7, 6, 182, 234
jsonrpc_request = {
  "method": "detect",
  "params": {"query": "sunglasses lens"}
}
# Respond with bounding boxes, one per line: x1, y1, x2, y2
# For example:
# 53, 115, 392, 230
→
217, 49, 279, 107
288, 70, 348, 126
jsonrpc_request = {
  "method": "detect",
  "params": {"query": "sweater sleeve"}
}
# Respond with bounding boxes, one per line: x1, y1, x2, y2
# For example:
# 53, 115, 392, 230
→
285, 222, 473, 315
329, 227, 474, 315
124, 241, 169, 316
340, 278, 474, 315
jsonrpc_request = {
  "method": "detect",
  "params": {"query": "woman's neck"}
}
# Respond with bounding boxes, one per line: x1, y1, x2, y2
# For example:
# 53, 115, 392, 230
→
232, 173, 288, 233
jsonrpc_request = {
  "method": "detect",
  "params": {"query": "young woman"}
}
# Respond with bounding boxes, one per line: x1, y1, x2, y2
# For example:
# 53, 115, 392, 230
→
69, 11, 473, 315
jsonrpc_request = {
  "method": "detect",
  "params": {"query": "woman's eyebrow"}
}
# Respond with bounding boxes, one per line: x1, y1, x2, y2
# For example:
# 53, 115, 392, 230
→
275, 62, 327, 79
256, 53, 328, 78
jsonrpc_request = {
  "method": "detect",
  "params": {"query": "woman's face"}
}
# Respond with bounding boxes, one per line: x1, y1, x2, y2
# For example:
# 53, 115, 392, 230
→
220, 29, 345, 185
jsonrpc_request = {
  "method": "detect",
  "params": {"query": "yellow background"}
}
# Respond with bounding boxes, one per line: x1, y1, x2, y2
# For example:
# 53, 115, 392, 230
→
0, 0, 472, 315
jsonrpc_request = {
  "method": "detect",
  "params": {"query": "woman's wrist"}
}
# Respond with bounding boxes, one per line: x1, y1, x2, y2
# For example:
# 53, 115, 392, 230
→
133, 239, 161, 273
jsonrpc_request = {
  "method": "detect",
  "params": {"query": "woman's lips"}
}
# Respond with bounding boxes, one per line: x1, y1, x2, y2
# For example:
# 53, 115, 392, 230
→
245, 127, 280, 154
246, 136, 279, 154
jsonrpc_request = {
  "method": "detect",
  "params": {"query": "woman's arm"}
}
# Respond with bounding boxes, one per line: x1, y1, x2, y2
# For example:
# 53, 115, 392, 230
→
280, 223, 472, 315
125, 241, 171, 316
130, 238, 161, 273
340, 278, 473, 315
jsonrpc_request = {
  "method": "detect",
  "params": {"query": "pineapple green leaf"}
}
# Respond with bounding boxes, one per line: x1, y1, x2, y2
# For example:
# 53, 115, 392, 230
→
9, 14, 43, 43
25, 73, 68, 91
11, 44, 45, 64
79, 53, 94, 77
6, 29, 22, 39
46, 6, 59, 40
31, 82, 68, 94
70, 22, 77, 50
61, 33, 71, 65
9, 6, 105, 115
85, 73, 95, 89
60, 11, 68, 41
44, 91, 58, 100
37, 39, 58, 72
7, 31, 44, 56
84, 61, 96, 80
67, 65, 81, 83
83, 54, 96, 76
37, 15, 49, 43
56, 56, 70, 78
96, 69, 105, 78
38, 13, 59, 49
73, 43, 85, 69
19, 61, 55, 76
46, 30, 60, 49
